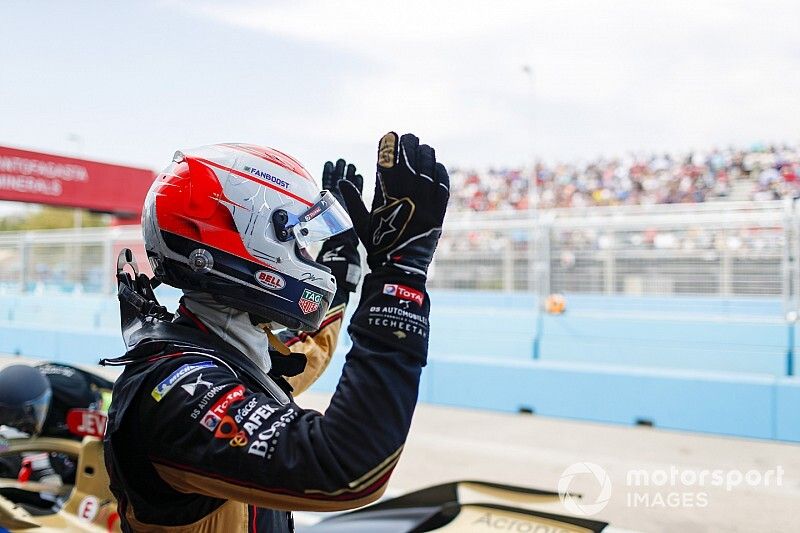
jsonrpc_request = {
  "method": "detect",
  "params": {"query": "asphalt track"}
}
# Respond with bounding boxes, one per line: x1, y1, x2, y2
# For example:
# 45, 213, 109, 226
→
297, 392, 799, 533
2, 356, 798, 532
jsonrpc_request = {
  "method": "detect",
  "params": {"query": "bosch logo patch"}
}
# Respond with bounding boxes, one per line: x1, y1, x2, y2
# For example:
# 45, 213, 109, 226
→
255, 270, 285, 291
383, 284, 424, 306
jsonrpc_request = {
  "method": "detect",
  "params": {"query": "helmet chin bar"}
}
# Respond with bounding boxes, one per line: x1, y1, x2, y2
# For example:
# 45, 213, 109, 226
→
116, 248, 174, 349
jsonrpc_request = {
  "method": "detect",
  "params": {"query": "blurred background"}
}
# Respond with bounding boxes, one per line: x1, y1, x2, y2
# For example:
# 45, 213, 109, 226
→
1, 2, 799, 530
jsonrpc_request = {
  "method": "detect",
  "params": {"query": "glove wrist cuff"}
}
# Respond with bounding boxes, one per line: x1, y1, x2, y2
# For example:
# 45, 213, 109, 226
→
349, 272, 430, 361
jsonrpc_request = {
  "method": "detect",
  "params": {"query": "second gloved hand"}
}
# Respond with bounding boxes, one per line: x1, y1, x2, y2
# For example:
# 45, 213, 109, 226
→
316, 159, 363, 294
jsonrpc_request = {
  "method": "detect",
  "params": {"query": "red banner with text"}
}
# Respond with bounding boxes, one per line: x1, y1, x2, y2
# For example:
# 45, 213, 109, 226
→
0, 145, 155, 216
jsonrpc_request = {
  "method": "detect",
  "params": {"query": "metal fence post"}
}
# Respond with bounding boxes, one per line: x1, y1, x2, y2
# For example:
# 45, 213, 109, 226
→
532, 215, 553, 360
604, 229, 615, 295
18, 234, 28, 293
526, 215, 536, 293
503, 242, 514, 292
789, 200, 800, 376
103, 231, 114, 295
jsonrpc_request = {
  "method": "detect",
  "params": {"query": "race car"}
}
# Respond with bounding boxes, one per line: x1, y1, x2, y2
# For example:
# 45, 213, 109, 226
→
1, 447, 624, 533
295, 480, 617, 533
0, 434, 120, 532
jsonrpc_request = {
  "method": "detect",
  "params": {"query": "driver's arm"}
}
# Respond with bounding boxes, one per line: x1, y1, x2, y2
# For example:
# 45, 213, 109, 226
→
141, 271, 428, 511
142, 132, 448, 512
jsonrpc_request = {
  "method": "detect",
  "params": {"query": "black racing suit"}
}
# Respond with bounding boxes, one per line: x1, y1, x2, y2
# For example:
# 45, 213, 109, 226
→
103, 271, 430, 532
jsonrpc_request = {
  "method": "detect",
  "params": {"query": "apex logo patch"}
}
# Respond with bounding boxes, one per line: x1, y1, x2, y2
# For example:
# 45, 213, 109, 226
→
298, 288, 323, 314
383, 283, 424, 307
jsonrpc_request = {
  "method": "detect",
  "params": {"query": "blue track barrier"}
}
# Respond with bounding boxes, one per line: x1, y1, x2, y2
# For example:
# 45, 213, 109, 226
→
1, 290, 798, 441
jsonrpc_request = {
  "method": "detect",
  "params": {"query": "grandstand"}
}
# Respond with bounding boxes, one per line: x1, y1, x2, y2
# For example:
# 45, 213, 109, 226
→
450, 144, 800, 211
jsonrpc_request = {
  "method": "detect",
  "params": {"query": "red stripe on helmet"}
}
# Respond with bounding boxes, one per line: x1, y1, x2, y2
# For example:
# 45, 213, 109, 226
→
220, 143, 315, 184
195, 157, 313, 207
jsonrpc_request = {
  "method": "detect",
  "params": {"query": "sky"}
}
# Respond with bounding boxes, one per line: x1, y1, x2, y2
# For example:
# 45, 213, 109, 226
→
1, 0, 799, 180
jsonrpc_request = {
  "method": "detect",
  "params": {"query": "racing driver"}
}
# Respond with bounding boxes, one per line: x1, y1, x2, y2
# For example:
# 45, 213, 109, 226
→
104, 132, 449, 532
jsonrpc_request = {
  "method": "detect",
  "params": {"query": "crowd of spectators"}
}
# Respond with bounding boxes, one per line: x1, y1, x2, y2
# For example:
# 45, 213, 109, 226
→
448, 144, 800, 211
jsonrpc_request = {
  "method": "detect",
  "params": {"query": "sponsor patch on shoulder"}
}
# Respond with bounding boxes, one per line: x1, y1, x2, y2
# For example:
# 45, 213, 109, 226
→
382, 283, 424, 306
199, 385, 245, 432
151, 361, 216, 402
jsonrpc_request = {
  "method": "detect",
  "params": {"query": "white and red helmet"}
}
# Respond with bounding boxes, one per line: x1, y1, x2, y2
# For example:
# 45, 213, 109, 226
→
142, 143, 352, 331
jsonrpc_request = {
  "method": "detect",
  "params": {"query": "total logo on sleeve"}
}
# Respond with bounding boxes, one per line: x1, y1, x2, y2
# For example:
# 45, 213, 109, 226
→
383, 284, 424, 307
199, 385, 245, 431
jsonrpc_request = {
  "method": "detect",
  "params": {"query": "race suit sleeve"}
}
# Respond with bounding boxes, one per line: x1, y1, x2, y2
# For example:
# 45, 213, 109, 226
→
141, 270, 429, 512
279, 302, 346, 396
277, 237, 357, 396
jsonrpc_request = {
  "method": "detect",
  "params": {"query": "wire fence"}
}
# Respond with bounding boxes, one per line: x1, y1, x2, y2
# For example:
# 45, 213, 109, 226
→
0, 200, 798, 312
431, 200, 798, 305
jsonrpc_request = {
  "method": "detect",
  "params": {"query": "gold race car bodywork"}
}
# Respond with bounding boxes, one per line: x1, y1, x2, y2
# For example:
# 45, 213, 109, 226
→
0, 437, 120, 532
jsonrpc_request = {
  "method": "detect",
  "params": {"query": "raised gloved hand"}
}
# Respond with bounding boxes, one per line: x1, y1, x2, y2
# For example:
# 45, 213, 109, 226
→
316, 159, 363, 294
340, 132, 450, 278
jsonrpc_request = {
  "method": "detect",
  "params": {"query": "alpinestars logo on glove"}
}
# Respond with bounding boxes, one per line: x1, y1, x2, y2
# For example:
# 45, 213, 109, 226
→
371, 199, 415, 251
298, 288, 323, 314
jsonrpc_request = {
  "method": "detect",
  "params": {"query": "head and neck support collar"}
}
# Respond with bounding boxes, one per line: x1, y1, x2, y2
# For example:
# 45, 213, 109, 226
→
102, 249, 294, 405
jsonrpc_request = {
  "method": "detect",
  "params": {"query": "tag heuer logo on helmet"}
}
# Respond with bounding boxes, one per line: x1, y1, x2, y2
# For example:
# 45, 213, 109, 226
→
298, 288, 323, 314
255, 270, 285, 291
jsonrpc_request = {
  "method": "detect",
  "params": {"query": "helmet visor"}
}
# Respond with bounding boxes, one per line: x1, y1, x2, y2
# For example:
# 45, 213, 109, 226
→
0, 389, 51, 436
291, 190, 353, 248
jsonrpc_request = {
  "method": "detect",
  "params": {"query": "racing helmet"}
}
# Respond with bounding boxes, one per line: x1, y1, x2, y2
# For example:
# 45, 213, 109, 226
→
142, 144, 352, 331
0, 365, 52, 436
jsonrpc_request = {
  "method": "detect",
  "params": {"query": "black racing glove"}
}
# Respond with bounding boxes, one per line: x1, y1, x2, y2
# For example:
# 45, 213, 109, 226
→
340, 132, 450, 279
343, 133, 450, 359
316, 159, 363, 296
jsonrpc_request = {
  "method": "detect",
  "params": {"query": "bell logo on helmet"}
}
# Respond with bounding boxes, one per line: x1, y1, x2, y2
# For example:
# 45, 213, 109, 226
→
298, 288, 323, 314
255, 270, 285, 291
